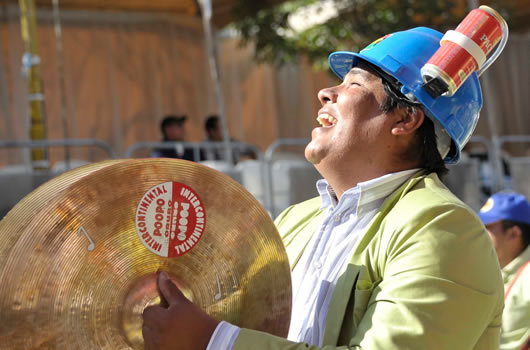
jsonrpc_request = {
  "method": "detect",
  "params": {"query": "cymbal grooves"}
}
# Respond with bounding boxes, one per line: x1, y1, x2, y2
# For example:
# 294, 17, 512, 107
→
0, 159, 291, 349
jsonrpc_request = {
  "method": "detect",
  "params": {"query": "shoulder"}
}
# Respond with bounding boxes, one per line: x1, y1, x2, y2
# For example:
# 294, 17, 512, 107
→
274, 196, 325, 248
382, 172, 486, 247
400, 172, 470, 208
386, 172, 481, 230
378, 172, 503, 294
274, 196, 323, 228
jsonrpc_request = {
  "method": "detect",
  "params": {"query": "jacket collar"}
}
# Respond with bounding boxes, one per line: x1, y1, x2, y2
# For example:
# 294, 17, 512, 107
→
503, 245, 530, 277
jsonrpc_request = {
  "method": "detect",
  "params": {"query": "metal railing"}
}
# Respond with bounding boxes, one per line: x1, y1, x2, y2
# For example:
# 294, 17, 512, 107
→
468, 135, 494, 159
264, 138, 312, 217
124, 140, 268, 211
0, 138, 116, 171
124, 141, 203, 160
2, 135, 522, 217
0, 138, 115, 218
0, 138, 115, 158
124, 141, 261, 162
496, 135, 530, 197
466, 135, 497, 195
124, 138, 312, 216
496, 135, 530, 154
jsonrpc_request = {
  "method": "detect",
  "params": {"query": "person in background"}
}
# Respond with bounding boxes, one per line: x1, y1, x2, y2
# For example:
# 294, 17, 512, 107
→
152, 115, 201, 162
204, 115, 224, 144
479, 192, 530, 350
202, 115, 257, 164
143, 27, 504, 350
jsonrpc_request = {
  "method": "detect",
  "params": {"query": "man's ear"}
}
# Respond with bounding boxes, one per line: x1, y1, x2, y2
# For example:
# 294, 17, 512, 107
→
391, 107, 424, 136
507, 225, 523, 242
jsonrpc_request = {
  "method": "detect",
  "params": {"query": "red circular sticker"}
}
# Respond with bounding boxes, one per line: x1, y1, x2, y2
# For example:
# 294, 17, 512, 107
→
135, 182, 206, 257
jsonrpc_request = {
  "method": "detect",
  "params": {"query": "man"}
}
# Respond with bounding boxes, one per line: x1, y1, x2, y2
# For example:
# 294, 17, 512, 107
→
143, 27, 504, 349
479, 192, 530, 350
152, 115, 201, 161
202, 115, 257, 163
204, 115, 224, 143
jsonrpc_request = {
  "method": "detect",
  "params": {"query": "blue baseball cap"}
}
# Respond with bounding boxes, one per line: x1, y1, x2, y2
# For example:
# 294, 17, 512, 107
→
479, 192, 530, 225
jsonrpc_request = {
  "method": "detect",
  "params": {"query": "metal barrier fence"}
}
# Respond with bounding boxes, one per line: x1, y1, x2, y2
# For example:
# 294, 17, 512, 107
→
124, 141, 261, 162
124, 141, 203, 160
468, 135, 494, 162
264, 138, 311, 217
496, 135, 530, 155
122, 136, 530, 217
0, 139, 115, 218
466, 135, 496, 203
444, 158, 483, 211
125, 139, 316, 217
124, 140, 270, 212
125, 139, 314, 216
507, 157, 530, 199
1, 136, 529, 220
497, 135, 530, 199
0, 139, 116, 159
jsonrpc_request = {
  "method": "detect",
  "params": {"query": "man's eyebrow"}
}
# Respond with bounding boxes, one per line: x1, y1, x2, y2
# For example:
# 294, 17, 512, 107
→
344, 68, 370, 79
346, 69, 362, 76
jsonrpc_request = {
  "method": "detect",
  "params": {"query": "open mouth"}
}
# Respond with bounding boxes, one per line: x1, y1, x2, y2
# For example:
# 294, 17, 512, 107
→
317, 113, 337, 128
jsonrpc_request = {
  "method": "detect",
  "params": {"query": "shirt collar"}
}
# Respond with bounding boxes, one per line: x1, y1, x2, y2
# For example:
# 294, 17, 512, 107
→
503, 245, 530, 276
316, 168, 421, 213
316, 180, 338, 208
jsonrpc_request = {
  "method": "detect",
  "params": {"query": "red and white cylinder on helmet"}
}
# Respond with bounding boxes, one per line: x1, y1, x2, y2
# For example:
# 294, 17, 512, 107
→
421, 5, 508, 98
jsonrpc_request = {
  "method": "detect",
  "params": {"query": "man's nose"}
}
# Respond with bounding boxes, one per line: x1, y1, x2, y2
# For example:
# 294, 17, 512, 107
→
318, 87, 338, 105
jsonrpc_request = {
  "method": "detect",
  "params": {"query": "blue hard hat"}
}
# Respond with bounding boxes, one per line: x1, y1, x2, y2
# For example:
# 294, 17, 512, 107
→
479, 192, 530, 226
328, 27, 483, 163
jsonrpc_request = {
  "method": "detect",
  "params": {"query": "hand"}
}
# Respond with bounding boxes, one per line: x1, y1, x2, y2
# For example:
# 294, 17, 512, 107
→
142, 271, 220, 350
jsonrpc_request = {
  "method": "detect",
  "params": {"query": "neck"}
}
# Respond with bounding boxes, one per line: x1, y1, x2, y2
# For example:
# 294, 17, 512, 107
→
500, 245, 526, 269
317, 161, 418, 199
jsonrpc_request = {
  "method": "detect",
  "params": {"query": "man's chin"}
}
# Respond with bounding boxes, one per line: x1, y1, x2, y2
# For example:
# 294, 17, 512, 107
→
304, 146, 322, 165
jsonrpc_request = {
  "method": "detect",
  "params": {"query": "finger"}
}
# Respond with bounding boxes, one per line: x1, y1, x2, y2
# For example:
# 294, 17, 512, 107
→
156, 270, 169, 308
157, 271, 185, 306
142, 305, 165, 326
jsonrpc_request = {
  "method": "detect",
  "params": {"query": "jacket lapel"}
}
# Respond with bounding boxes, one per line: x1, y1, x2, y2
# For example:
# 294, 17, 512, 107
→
322, 263, 362, 345
321, 172, 427, 345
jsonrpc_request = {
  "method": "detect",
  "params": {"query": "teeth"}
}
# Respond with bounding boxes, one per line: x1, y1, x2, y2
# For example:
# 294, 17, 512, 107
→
317, 114, 337, 127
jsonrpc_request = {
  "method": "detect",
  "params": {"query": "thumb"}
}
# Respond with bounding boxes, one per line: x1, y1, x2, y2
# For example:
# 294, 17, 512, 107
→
157, 271, 186, 306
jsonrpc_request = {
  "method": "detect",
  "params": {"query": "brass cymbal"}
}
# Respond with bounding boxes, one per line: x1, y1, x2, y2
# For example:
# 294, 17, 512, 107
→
0, 159, 292, 349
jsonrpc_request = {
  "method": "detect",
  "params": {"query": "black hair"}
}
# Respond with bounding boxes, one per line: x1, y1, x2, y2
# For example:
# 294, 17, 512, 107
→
160, 115, 186, 139
502, 220, 530, 248
378, 79, 448, 178
160, 115, 186, 131
205, 115, 219, 132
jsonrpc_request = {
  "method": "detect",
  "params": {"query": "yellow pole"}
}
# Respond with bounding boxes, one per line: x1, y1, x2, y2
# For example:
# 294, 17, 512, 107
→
18, 0, 48, 169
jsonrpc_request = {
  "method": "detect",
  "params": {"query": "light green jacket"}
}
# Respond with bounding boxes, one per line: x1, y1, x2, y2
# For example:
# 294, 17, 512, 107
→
234, 172, 504, 349
500, 245, 530, 350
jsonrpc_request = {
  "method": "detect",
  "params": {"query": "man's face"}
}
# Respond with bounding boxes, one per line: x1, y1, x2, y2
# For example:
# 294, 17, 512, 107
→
485, 220, 518, 268
485, 221, 506, 256
305, 63, 391, 169
165, 123, 185, 141
209, 126, 223, 141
